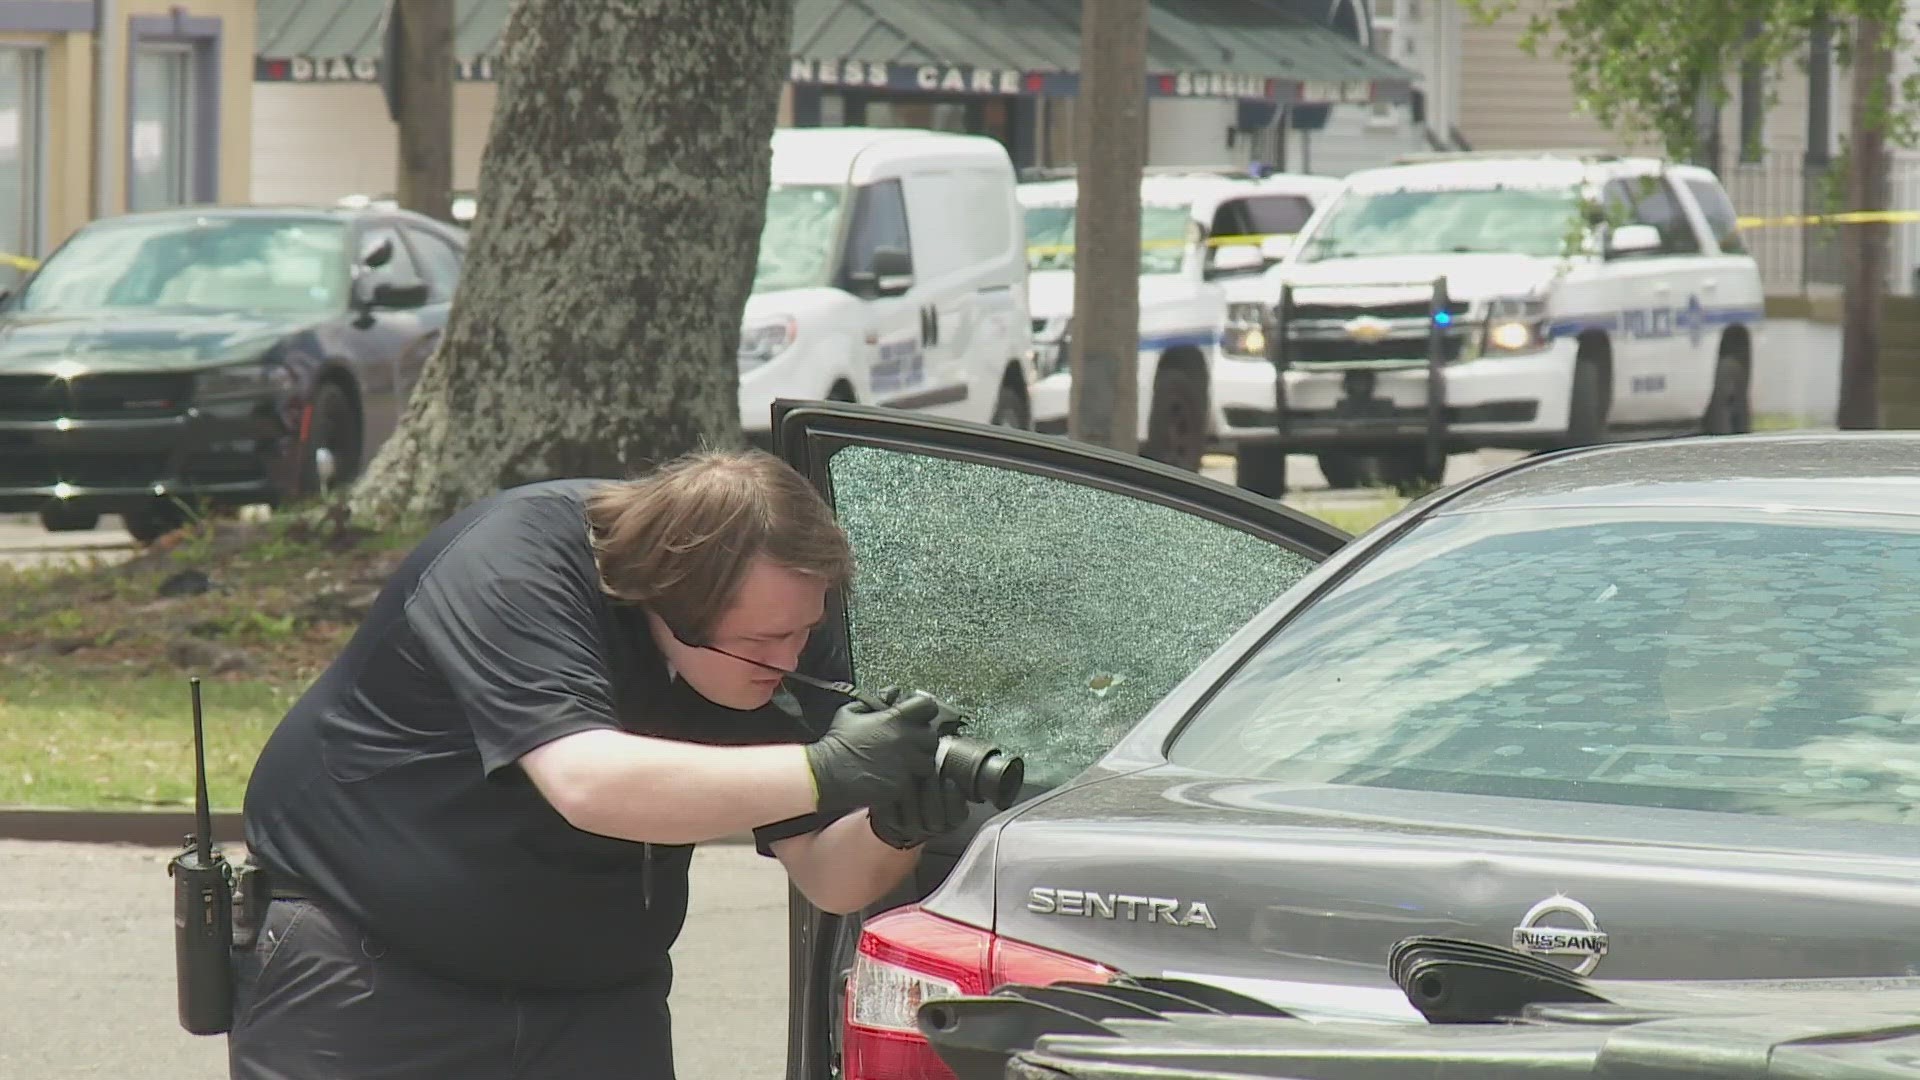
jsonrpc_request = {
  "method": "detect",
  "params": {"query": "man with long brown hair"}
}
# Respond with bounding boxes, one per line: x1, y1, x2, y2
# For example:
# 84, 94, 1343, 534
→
227, 448, 966, 1079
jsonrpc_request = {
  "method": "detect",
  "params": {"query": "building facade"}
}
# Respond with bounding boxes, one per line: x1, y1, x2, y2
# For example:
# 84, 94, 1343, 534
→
0, 0, 254, 266
249, 0, 1424, 211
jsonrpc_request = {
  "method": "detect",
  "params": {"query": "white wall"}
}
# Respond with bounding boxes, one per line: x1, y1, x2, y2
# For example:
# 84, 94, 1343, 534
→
250, 82, 500, 205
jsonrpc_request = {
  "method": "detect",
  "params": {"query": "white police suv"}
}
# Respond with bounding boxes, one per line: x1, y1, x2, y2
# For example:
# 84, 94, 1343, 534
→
1021, 170, 1340, 471
1245, 151, 1764, 492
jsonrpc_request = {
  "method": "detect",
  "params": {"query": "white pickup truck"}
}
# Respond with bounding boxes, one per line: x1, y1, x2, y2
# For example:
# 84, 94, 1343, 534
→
1248, 151, 1765, 493
1020, 170, 1340, 472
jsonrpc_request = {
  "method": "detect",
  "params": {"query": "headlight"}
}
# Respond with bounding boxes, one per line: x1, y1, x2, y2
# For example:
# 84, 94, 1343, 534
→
1480, 296, 1551, 356
1222, 302, 1270, 359
738, 316, 798, 371
195, 359, 294, 401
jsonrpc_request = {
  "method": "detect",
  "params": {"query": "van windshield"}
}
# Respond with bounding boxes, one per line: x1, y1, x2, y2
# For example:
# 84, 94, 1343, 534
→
754, 184, 846, 293
1024, 202, 1193, 275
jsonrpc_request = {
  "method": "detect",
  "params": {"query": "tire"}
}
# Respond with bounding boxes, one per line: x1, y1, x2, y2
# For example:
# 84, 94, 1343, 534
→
1144, 362, 1208, 471
122, 503, 186, 544
1316, 452, 1370, 490
990, 377, 1031, 429
301, 381, 363, 497
1376, 449, 1446, 494
40, 505, 100, 533
1235, 441, 1288, 498
1564, 354, 1609, 448
1703, 350, 1752, 435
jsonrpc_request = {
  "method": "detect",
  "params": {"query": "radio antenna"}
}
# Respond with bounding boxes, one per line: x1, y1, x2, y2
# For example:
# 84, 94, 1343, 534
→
190, 677, 211, 865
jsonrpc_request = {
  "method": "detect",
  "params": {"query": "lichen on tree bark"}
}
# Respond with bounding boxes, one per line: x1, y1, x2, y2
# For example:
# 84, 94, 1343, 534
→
349, 0, 792, 525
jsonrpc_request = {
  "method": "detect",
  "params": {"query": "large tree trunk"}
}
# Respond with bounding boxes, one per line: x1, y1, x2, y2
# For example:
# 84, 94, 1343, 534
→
350, 0, 792, 524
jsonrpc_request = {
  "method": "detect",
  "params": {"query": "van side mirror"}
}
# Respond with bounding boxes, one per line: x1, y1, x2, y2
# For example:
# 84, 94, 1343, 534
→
1606, 223, 1662, 258
856, 247, 914, 297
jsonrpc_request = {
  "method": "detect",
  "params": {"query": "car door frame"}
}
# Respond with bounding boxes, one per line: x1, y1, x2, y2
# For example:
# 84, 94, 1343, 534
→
768, 398, 1350, 1080
341, 216, 435, 449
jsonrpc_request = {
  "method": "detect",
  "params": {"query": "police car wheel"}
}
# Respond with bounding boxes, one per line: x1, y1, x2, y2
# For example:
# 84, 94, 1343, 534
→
1703, 354, 1751, 435
1145, 364, 1207, 471
991, 380, 1031, 429
1316, 452, 1372, 490
1565, 357, 1609, 447
39, 505, 100, 533
122, 502, 187, 544
1236, 441, 1287, 497
301, 382, 363, 497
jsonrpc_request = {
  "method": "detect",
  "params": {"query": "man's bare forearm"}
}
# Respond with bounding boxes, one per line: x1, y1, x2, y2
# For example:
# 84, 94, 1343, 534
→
519, 728, 818, 844
775, 811, 921, 914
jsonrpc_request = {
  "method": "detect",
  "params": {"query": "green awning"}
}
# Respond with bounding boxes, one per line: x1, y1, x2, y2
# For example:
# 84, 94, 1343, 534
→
256, 0, 1415, 103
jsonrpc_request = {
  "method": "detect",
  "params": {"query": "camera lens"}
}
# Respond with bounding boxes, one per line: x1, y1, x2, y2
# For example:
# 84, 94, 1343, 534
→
936, 736, 1026, 810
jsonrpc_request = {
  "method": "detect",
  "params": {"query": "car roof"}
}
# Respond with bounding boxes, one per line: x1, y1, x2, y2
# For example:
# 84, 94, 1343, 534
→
1341, 151, 1676, 194
770, 125, 1012, 186
80, 204, 435, 228
1433, 432, 1920, 519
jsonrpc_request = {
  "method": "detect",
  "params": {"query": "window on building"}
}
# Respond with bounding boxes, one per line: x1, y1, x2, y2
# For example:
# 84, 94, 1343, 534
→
130, 43, 202, 210
0, 47, 44, 259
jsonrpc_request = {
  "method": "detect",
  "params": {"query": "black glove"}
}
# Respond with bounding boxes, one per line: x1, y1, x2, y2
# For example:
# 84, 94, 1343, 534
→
803, 690, 942, 814
869, 773, 970, 849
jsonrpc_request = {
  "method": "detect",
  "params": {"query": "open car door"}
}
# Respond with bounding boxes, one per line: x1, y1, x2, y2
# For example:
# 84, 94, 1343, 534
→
769, 400, 1350, 1080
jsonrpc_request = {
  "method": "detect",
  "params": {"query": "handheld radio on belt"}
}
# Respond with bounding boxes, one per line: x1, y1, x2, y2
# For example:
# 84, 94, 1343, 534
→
166, 676, 236, 1035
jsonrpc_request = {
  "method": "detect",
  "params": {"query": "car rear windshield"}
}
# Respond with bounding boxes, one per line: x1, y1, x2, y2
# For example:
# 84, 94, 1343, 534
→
1168, 508, 1920, 826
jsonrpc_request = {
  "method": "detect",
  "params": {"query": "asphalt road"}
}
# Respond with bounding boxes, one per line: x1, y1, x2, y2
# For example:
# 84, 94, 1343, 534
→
0, 839, 792, 1080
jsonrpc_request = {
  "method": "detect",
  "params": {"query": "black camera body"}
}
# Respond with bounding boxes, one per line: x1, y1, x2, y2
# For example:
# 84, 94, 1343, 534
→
908, 691, 1025, 810
166, 677, 237, 1036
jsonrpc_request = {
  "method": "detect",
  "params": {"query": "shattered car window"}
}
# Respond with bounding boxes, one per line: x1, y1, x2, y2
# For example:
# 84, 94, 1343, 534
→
827, 445, 1317, 789
1169, 508, 1920, 825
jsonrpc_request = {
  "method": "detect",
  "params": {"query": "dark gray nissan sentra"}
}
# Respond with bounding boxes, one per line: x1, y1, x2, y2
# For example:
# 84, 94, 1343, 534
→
766, 402, 1920, 1080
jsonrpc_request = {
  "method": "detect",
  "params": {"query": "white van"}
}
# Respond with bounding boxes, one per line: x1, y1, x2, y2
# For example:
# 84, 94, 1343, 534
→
1019, 170, 1340, 470
739, 128, 1034, 440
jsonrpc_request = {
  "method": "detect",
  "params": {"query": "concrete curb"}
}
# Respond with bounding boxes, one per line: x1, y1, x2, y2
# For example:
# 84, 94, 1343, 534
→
0, 808, 756, 847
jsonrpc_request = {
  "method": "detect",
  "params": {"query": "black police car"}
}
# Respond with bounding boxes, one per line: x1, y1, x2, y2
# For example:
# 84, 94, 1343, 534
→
0, 205, 464, 540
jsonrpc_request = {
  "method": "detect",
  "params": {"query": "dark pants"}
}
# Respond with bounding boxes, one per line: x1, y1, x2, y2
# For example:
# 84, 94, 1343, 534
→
227, 899, 675, 1080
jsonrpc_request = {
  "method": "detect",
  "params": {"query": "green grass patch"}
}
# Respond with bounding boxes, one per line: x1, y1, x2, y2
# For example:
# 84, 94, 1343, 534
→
0, 670, 308, 811
1310, 501, 1406, 536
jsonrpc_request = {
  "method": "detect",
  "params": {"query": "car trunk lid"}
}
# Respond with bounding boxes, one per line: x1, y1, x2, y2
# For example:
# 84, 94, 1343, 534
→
982, 771, 1920, 1019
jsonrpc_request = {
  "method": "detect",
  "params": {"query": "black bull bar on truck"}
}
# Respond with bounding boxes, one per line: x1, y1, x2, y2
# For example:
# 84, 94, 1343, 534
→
1264, 277, 1455, 479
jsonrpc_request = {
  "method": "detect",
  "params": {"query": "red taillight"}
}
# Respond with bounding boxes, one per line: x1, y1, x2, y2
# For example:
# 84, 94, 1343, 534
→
843, 905, 1116, 1080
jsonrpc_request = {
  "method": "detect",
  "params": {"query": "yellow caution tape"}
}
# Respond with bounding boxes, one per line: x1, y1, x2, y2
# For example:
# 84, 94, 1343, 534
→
1736, 209, 1920, 229
1026, 232, 1295, 258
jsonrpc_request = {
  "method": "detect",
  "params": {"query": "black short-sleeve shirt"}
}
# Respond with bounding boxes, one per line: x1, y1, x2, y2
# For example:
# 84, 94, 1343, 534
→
241, 479, 845, 992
